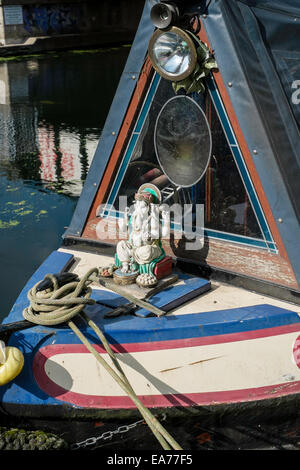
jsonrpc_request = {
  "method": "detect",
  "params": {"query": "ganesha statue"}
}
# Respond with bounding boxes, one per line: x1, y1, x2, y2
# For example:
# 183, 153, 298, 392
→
114, 184, 171, 286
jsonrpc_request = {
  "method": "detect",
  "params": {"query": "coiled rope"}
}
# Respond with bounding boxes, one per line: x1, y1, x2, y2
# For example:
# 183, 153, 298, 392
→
23, 268, 98, 326
23, 268, 182, 451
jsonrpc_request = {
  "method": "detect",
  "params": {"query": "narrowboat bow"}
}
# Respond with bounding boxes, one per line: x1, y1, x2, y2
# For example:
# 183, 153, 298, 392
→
1, 0, 300, 450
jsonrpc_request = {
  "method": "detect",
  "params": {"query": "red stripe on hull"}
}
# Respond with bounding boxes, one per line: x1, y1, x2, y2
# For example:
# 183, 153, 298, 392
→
33, 323, 300, 409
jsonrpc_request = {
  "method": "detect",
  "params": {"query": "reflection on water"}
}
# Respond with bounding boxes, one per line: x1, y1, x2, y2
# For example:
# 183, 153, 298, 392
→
0, 48, 129, 319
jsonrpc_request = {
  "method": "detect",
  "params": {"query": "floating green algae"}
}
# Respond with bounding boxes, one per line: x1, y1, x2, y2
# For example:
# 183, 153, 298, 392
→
0, 220, 20, 229
3, 200, 49, 221
36, 210, 47, 216
36, 210, 48, 220
13, 209, 33, 216
0, 44, 131, 63
6, 200, 26, 206
69, 44, 131, 55
6, 187, 19, 192
0, 51, 59, 63
0, 426, 68, 450
2, 199, 42, 221
40, 100, 58, 105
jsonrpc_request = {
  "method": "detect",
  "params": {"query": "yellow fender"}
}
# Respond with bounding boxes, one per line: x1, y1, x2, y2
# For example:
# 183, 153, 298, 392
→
0, 346, 24, 386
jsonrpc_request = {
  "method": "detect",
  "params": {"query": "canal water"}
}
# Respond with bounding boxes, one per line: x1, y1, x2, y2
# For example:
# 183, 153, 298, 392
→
0, 47, 129, 321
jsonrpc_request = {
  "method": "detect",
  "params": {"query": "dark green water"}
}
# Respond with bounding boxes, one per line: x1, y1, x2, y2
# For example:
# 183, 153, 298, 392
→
0, 47, 129, 321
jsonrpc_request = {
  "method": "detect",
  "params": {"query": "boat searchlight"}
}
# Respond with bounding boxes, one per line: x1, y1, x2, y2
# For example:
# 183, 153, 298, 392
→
148, 26, 198, 82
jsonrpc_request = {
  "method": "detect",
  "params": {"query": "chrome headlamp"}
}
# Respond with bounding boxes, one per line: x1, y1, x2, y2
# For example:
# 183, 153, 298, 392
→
148, 26, 198, 82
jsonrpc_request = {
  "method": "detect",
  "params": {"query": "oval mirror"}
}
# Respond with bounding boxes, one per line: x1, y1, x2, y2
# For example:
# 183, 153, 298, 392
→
154, 95, 212, 187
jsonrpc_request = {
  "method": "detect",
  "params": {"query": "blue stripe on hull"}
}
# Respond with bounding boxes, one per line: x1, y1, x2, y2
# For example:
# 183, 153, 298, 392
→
84, 300, 300, 345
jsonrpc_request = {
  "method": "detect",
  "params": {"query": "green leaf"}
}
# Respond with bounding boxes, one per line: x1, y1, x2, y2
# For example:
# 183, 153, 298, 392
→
172, 38, 218, 96
196, 42, 210, 63
204, 58, 218, 69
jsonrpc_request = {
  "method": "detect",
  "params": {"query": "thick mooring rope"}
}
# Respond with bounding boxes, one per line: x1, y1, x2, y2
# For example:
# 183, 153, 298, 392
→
23, 268, 98, 325
23, 269, 182, 451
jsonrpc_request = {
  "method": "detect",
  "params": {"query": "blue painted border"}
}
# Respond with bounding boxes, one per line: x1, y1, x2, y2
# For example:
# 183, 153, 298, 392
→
96, 303, 300, 344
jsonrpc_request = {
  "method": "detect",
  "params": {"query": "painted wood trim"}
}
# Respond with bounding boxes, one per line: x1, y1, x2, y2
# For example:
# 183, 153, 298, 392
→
82, 57, 154, 230
82, 220, 299, 290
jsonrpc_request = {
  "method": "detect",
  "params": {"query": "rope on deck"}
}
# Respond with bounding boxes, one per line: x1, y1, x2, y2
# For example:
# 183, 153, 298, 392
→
23, 268, 183, 451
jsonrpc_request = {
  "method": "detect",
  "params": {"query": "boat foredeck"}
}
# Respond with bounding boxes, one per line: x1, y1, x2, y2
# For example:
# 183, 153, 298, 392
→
59, 247, 300, 316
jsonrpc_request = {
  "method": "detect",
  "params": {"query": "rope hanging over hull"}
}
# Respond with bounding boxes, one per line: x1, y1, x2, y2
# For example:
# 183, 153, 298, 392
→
22, 268, 183, 451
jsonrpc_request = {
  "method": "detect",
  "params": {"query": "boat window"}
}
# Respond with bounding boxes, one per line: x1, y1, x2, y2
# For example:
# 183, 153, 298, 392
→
204, 91, 264, 240
106, 76, 268, 246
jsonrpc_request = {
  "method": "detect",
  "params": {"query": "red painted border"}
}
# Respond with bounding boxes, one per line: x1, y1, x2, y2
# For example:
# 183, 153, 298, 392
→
33, 323, 300, 409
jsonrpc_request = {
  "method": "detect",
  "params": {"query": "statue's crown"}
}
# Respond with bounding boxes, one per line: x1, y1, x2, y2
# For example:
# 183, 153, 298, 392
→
135, 190, 155, 204
135, 184, 161, 205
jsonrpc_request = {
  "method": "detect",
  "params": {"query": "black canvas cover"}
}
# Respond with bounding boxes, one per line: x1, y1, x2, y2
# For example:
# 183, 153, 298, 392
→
203, 0, 300, 223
